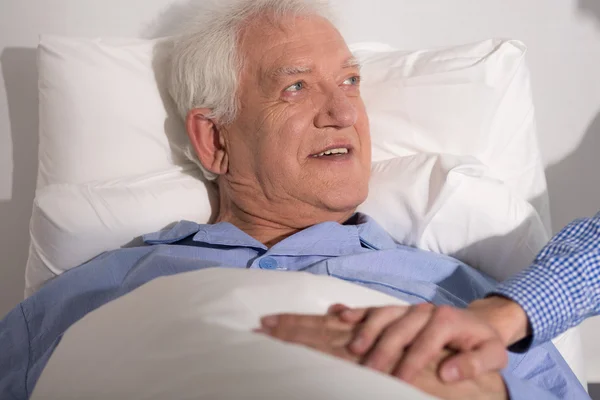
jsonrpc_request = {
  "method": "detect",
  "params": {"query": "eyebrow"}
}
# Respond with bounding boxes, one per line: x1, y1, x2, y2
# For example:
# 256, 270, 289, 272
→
342, 56, 362, 70
269, 56, 362, 80
271, 65, 313, 79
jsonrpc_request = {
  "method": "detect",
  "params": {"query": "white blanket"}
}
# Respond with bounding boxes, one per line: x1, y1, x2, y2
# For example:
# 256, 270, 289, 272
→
32, 268, 438, 400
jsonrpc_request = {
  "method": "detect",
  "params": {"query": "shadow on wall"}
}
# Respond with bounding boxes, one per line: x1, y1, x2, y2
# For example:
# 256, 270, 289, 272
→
142, 0, 199, 38
545, 111, 600, 231
545, 0, 600, 233
579, 0, 600, 24
146, 0, 221, 219
0, 48, 39, 316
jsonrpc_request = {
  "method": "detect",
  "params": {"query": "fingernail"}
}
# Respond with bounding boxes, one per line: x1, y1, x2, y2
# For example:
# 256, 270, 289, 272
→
441, 366, 460, 382
261, 316, 279, 328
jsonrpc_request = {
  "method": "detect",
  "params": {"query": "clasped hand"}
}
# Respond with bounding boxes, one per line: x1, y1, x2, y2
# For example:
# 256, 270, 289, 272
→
255, 303, 511, 400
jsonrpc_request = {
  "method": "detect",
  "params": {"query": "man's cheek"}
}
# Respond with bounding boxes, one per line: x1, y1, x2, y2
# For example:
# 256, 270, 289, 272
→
355, 110, 372, 164
284, 108, 315, 141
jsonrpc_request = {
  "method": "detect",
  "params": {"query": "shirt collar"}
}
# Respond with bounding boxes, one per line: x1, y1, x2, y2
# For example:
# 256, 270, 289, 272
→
355, 213, 398, 251
143, 213, 397, 255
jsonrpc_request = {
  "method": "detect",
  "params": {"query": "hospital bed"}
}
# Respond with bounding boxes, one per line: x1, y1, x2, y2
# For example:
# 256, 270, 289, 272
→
24, 35, 586, 398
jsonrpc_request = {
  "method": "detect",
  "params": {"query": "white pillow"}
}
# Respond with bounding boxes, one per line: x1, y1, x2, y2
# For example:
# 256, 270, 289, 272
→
358, 154, 549, 282
36, 37, 188, 187
29, 268, 435, 400
356, 39, 549, 219
27, 167, 215, 287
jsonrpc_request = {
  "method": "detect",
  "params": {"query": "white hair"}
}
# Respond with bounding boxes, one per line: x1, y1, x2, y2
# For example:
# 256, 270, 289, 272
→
168, 0, 335, 180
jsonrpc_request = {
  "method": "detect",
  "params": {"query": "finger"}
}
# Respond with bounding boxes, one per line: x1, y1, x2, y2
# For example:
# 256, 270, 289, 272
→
260, 314, 320, 337
394, 305, 496, 382
266, 314, 352, 346
364, 304, 434, 374
261, 314, 328, 330
340, 308, 370, 324
439, 340, 509, 382
261, 315, 279, 329
327, 305, 367, 325
350, 306, 411, 355
327, 303, 350, 315
270, 323, 354, 349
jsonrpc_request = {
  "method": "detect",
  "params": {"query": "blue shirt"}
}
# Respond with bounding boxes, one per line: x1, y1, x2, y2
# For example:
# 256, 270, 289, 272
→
0, 214, 589, 399
496, 212, 600, 347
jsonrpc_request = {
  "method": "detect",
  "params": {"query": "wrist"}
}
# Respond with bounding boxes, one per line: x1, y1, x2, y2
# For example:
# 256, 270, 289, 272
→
467, 296, 531, 346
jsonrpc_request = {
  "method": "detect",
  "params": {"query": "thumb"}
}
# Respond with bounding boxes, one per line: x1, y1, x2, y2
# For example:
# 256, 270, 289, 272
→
439, 340, 509, 382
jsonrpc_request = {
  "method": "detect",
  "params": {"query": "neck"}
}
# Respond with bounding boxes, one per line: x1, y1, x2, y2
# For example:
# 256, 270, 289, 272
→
215, 186, 356, 247
216, 212, 299, 247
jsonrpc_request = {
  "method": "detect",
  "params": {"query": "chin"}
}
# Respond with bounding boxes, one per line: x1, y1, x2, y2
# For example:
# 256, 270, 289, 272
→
320, 184, 369, 214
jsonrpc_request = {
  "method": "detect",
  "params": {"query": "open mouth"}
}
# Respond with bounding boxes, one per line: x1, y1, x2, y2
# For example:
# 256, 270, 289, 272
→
311, 147, 351, 158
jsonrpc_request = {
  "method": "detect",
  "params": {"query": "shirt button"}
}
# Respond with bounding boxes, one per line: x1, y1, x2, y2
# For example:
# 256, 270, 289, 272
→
259, 257, 278, 270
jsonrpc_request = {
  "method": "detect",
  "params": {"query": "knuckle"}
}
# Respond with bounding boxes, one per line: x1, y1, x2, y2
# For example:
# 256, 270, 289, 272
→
435, 305, 457, 321
464, 354, 481, 376
382, 305, 399, 314
381, 323, 410, 349
387, 319, 409, 336
362, 315, 385, 333
414, 302, 435, 313
434, 305, 459, 324
357, 324, 377, 342
370, 307, 389, 320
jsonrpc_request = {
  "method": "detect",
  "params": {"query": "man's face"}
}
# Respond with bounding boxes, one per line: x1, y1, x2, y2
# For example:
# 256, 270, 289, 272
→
222, 14, 371, 223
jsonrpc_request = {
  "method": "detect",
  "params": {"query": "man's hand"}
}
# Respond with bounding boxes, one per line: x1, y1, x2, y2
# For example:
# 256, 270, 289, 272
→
257, 312, 508, 400
255, 313, 360, 363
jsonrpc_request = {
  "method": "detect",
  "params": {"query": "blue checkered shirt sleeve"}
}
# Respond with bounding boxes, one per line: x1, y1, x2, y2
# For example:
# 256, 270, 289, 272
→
494, 212, 600, 348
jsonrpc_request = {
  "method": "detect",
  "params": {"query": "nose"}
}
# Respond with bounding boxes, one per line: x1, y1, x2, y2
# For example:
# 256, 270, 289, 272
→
314, 87, 358, 129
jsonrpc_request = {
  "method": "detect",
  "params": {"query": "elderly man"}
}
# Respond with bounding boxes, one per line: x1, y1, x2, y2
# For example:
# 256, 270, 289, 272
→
0, 0, 589, 399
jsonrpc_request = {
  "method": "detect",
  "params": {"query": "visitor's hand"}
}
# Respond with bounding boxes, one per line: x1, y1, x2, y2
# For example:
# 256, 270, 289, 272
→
407, 349, 508, 400
328, 296, 528, 383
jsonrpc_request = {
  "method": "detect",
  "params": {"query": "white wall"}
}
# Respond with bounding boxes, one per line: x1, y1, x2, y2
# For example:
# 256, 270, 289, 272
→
1, 0, 599, 379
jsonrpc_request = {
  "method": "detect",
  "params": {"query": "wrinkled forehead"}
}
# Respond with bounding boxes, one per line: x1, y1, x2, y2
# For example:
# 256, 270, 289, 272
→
239, 13, 353, 80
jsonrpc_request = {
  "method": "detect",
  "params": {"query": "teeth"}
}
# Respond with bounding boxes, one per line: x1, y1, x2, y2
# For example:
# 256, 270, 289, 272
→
313, 148, 349, 157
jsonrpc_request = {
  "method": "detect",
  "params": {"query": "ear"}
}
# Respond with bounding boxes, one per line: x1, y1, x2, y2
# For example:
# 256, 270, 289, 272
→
186, 108, 228, 175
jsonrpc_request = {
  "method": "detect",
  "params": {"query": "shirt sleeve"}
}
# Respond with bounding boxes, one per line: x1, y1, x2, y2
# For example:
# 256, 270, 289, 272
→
0, 305, 31, 400
502, 341, 589, 400
494, 212, 600, 348
501, 372, 560, 400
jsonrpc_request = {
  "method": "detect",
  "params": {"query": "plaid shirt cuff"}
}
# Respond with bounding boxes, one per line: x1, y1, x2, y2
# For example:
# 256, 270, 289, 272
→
493, 265, 574, 349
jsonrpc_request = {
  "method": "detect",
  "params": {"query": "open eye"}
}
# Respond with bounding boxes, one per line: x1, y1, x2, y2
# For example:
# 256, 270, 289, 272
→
285, 82, 304, 92
343, 76, 361, 86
